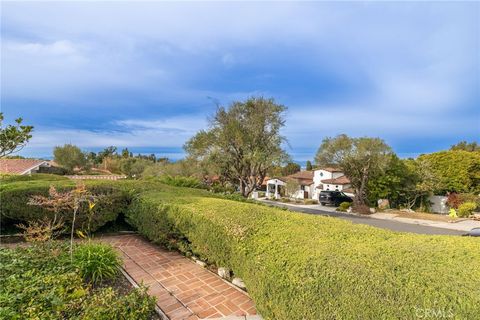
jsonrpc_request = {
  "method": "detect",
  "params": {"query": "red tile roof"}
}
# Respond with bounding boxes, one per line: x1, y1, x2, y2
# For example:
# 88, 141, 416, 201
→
321, 175, 350, 185
287, 170, 314, 180
286, 171, 314, 185
0, 159, 47, 175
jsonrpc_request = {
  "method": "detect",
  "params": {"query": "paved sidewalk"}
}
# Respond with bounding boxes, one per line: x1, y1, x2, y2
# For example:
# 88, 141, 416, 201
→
370, 212, 480, 232
100, 234, 258, 320
259, 199, 467, 235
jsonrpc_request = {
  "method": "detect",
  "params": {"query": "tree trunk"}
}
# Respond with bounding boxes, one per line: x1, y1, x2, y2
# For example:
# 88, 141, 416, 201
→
239, 180, 247, 197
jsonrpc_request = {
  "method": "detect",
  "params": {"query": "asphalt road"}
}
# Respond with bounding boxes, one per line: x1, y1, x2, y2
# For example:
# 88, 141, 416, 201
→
261, 200, 466, 236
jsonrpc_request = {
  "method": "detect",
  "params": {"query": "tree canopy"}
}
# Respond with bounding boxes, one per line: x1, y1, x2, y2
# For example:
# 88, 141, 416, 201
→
185, 97, 289, 197
315, 134, 392, 205
418, 150, 480, 194
305, 160, 313, 171
53, 144, 88, 173
0, 113, 33, 158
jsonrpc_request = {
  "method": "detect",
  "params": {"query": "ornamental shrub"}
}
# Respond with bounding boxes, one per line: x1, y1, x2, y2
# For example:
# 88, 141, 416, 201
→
126, 184, 480, 319
158, 175, 203, 188
337, 201, 352, 212
457, 202, 477, 218
74, 242, 121, 284
80, 286, 155, 320
0, 177, 131, 232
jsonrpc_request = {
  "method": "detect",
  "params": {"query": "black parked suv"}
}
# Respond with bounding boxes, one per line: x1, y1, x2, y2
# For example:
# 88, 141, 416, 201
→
319, 191, 353, 206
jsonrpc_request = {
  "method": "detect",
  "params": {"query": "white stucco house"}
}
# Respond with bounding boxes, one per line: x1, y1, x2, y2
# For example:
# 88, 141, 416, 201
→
266, 167, 354, 200
265, 178, 286, 199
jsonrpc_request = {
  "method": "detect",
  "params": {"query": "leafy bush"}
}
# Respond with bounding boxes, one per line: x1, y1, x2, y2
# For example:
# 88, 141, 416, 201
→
446, 193, 480, 210
0, 242, 154, 319
457, 202, 477, 218
337, 201, 352, 212
0, 178, 131, 232
446, 192, 462, 209
0, 173, 69, 183
126, 184, 480, 319
80, 286, 155, 320
158, 175, 203, 188
74, 242, 121, 283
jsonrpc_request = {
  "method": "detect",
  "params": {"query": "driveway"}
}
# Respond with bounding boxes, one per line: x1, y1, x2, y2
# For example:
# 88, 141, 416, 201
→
260, 200, 466, 236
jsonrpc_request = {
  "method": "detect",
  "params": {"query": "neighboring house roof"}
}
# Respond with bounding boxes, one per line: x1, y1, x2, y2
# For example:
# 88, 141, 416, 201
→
0, 159, 48, 175
319, 167, 343, 173
266, 177, 286, 185
286, 171, 314, 185
321, 175, 351, 185
288, 171, 314, 180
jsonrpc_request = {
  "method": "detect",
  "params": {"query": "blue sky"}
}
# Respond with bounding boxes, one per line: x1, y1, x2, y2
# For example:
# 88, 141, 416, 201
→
1, 1, 479, 162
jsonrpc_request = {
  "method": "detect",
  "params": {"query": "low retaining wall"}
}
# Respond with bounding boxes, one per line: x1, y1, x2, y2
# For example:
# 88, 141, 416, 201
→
66, 175, 127, 181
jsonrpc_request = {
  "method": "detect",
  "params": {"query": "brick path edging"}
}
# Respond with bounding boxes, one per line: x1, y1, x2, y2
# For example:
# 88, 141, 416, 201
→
100, 234, 260, 320
119, 267, 169, 320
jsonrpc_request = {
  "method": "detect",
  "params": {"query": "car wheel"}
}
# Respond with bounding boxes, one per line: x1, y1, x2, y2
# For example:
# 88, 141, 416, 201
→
320, 202, 326, 206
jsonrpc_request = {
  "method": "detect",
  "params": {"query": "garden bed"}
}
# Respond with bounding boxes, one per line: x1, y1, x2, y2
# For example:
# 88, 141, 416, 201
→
0, 241, 156, 319
385, 210, 463, 223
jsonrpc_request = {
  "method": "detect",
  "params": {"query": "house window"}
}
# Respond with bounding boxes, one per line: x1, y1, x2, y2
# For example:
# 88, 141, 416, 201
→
320, 172, 323, 177
300, 185, 305, 191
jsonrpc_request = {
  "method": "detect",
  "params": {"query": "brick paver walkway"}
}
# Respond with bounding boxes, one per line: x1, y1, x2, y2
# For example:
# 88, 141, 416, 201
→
100, 234, 258, 320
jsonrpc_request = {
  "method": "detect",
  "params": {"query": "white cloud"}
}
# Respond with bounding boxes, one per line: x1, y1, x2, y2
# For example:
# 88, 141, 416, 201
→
2, 1, 478, 157
284, 104, 479, 149
25, 115, 207, 150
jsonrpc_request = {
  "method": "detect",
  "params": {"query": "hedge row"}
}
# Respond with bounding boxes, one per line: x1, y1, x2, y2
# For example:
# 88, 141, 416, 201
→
3, 176, 480, 318
126, 184, 480, 319
0, 174, 131, 232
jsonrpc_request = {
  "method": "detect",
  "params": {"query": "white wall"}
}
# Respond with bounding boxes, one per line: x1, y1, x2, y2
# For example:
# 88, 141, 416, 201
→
428, 195, 449, 214
313, 170, 333, 186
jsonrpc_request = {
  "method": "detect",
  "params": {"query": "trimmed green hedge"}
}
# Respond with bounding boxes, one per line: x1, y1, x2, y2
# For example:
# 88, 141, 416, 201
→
126, 184, 480, 319
0, 174, 131, 232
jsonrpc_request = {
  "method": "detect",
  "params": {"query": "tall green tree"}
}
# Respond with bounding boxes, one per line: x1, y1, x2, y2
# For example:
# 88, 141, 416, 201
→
315, 134, 392, 205
121, 148, 130, 158
400, 159, 440, 210
305, 160, 313, 171
367, 155, 414, 207
282, 162, 301, 175
0, 113, 33, 158
53, 144, 87, 173
185, 97, 289, 197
